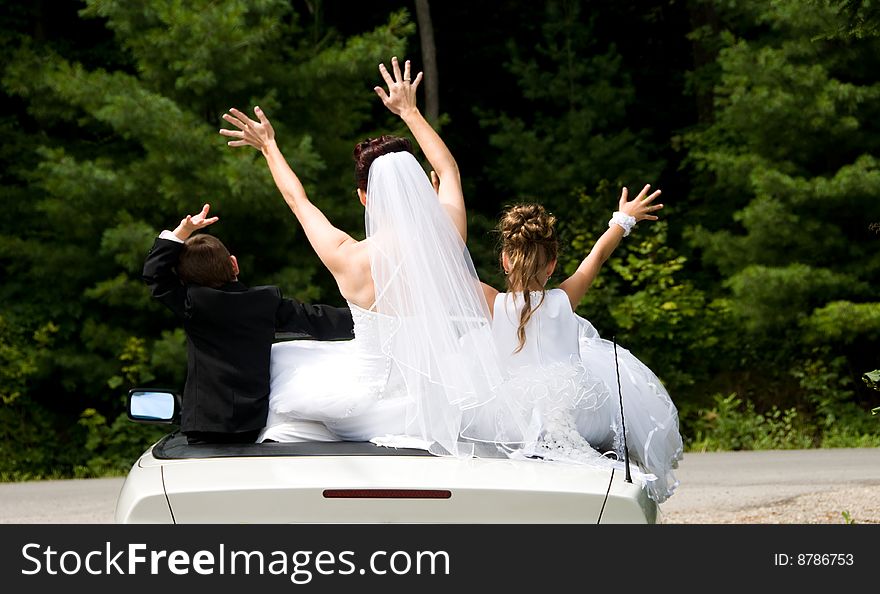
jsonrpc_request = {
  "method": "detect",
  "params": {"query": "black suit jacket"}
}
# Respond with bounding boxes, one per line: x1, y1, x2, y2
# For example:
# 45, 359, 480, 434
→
142, 236, 354, 434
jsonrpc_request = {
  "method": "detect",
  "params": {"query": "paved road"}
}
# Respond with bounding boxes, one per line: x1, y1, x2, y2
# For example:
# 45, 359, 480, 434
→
1, 448, 878, 523
0, 476, 125, 523
660, 447, 880, 524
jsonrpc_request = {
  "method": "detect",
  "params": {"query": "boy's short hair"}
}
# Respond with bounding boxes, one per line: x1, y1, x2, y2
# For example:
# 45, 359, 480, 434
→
178, 234, 236, 288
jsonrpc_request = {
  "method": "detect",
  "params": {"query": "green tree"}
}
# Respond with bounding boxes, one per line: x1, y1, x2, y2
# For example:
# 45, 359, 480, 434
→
479, 0, 663, 216
0, 0, 411, 478
685, 0, 880, 411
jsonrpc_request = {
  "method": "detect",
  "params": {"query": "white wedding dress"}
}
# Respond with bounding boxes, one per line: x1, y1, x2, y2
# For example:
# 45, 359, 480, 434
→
481, 289, 683, 503
259, 301, 410, 444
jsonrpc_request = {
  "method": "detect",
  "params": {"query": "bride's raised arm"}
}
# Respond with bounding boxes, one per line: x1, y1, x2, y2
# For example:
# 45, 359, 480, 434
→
374, 57, 467, 242
219, 107, 356, 277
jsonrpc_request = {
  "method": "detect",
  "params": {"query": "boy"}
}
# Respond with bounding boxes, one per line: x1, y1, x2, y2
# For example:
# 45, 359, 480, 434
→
142, 203, 353, 444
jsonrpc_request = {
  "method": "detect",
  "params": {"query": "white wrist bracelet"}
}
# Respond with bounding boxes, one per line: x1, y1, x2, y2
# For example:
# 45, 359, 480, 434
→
609, 211, 637, 237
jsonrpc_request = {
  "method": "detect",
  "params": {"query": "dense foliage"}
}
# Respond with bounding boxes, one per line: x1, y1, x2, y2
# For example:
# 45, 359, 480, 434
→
1, 0, 878, 480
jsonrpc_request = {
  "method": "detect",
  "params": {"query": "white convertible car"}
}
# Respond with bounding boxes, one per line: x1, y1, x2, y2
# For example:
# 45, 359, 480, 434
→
115, 389, 659, 524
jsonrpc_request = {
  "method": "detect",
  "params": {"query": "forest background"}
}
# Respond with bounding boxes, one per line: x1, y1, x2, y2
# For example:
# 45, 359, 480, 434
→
2, 0, 879, 480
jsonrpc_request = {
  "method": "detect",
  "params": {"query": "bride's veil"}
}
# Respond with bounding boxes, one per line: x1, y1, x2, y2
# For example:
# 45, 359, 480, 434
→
365, 151, 504, 457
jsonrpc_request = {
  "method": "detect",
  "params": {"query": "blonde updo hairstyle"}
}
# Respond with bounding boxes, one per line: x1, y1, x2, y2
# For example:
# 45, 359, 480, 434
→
498, 203, 558, 353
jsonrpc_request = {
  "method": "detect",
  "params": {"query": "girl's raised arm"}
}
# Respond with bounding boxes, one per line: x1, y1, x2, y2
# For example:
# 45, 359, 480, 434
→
559, 184, 664, 309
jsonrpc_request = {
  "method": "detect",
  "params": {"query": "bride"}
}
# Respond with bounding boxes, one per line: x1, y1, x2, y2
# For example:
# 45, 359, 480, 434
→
220, 57, 502, 456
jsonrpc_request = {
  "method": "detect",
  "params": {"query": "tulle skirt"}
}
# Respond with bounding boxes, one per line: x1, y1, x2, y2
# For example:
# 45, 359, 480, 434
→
461, 317, 683, 503
575, 317, 683, 503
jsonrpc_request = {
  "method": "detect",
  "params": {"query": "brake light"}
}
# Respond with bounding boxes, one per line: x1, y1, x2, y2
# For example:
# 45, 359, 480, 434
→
323, 489, 451, 499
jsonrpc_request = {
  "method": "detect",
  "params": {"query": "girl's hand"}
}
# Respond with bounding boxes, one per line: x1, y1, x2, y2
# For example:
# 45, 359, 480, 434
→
374, 56, 423, 118
220, 106, 275, 151
618, 184, 663, 222
173, 203, 219, 241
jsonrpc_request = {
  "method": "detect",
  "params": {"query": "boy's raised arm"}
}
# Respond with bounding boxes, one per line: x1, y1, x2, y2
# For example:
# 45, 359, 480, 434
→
143, 204, 220, 317
171, 203, 219, 241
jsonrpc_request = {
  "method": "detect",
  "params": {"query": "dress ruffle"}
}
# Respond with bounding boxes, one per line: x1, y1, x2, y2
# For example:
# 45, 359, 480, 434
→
575, 316, 683, 503
478, 290, 683, 504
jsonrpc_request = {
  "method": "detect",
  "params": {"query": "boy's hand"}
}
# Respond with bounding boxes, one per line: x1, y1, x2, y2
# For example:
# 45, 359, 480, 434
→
172, 203, 219, 241
220, 106, 275, 153
619, 184, 663, 223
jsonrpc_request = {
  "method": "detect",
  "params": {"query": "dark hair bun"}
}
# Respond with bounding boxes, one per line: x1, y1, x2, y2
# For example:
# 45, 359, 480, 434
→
353, 135, 413, 191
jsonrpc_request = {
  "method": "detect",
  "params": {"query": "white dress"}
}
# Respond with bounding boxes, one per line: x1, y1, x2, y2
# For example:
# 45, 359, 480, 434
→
259, 301, 410, 443
489, 289, 683, 503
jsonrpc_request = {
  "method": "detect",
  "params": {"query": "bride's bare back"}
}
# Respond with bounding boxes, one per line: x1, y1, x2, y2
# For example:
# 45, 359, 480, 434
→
332, 240, 374, 309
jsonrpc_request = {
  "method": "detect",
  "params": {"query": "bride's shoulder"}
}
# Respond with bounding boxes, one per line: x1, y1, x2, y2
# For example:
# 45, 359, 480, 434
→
343, 236, 369, 255
323, 237, 368, 281
331, 242, 373, 306
337, 240, 370, 271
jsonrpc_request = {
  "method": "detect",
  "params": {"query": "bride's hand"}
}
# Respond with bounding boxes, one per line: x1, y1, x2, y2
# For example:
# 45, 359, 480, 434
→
220, 106, 275, 151
619, 184, 664, 222
374, 56, 423, 118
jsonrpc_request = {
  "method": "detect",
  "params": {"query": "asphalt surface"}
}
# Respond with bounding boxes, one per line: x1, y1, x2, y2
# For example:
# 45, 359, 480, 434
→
659, 447, 880, 524
0, 476, 125, 523
1, 448, 878, 523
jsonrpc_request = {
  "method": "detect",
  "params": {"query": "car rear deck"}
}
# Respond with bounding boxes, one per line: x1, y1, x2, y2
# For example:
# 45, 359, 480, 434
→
116, 433, 656, 524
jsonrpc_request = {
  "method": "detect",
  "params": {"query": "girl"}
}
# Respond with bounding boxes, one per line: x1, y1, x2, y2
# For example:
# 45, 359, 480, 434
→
476, 190, 683, 503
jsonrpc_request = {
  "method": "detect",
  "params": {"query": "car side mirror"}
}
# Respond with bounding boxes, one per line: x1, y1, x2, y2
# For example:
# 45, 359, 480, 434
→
127, 388, 181, 424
